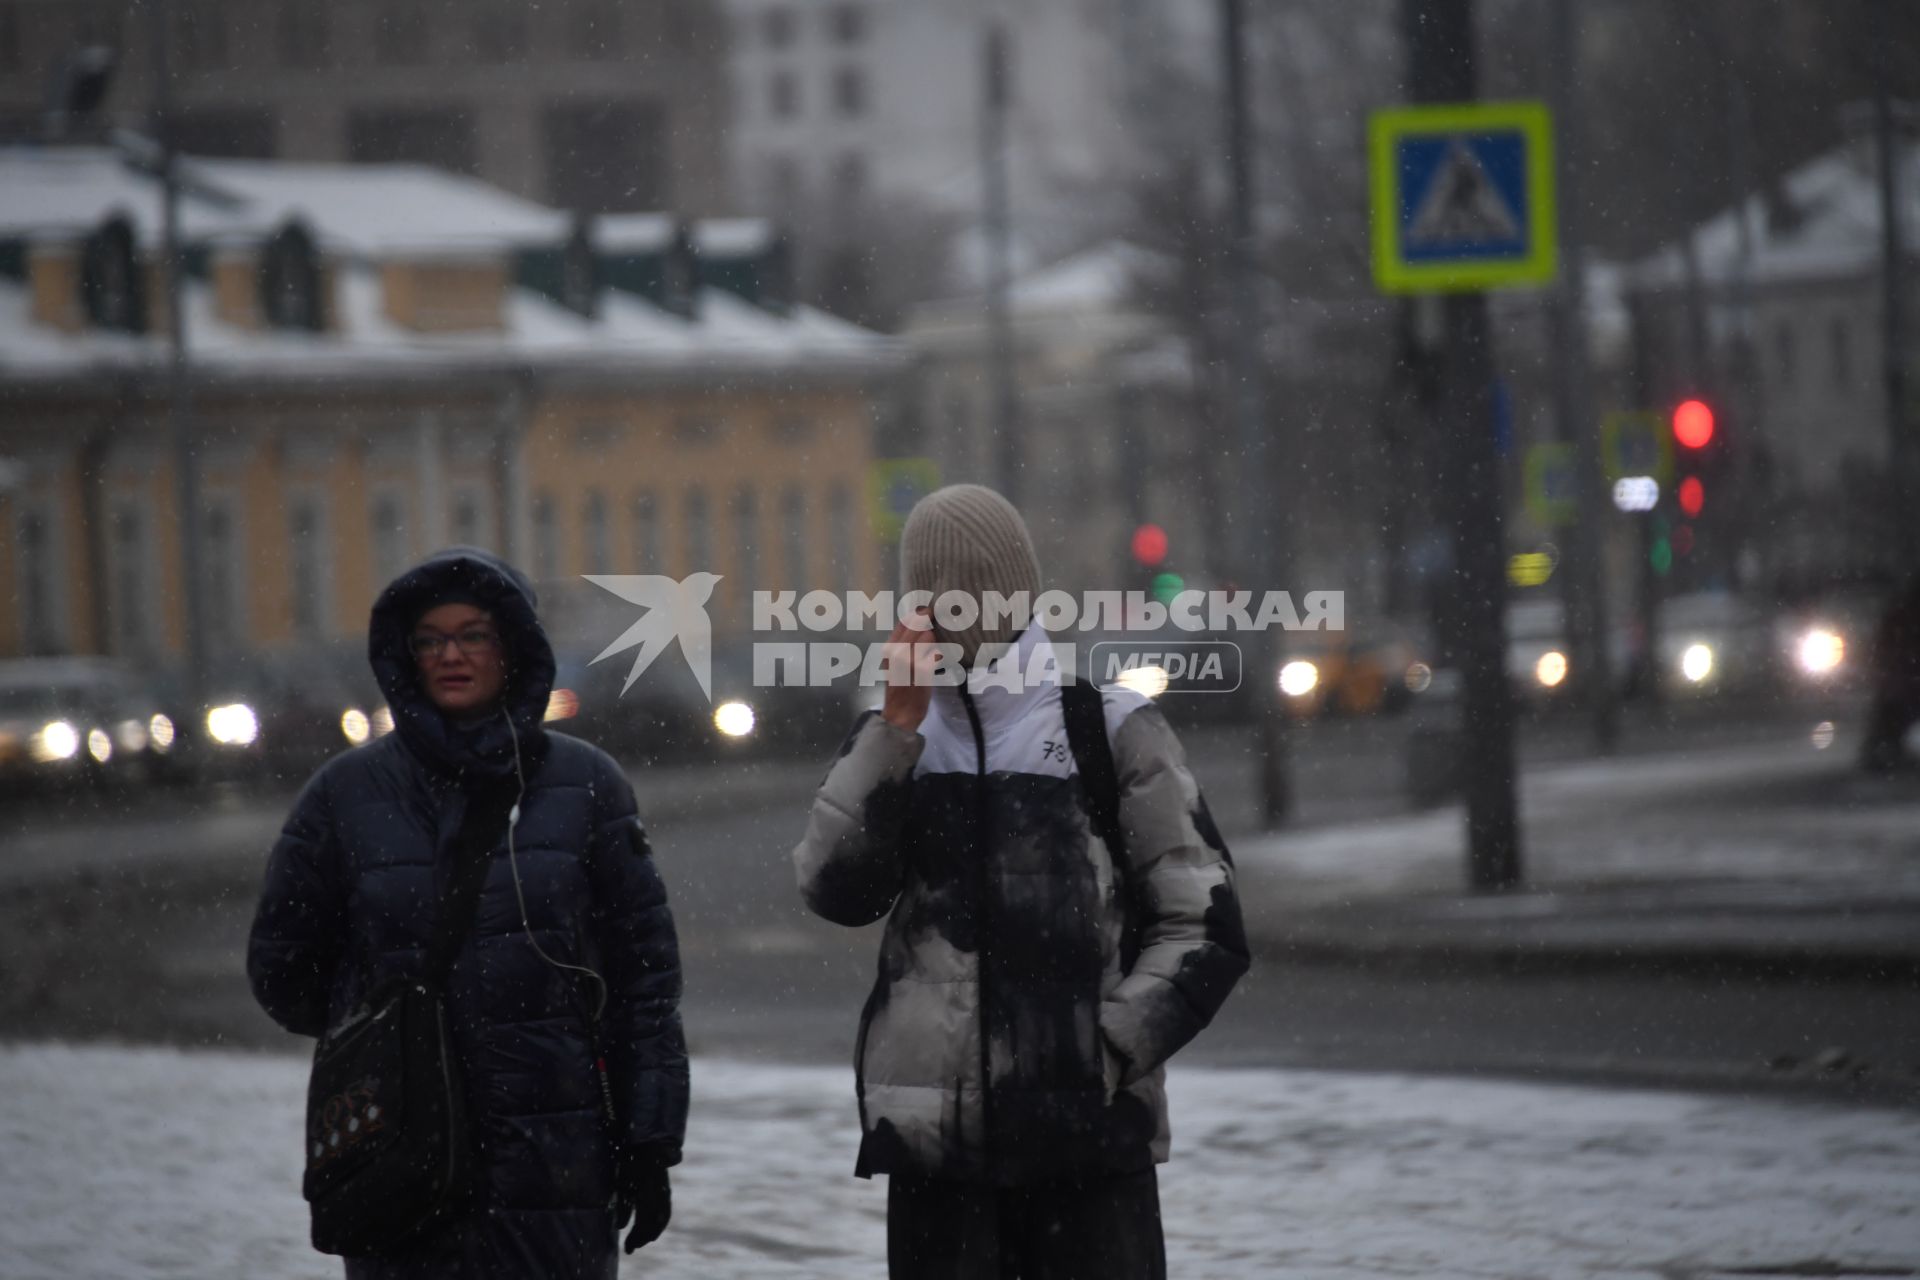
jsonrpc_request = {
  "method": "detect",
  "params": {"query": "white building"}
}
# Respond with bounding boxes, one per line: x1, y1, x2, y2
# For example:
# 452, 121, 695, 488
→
721, 0, 1203, 297
1625, 134, 1920, 587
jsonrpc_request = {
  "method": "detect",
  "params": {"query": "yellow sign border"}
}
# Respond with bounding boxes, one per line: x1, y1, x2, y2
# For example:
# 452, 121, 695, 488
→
1369, 100, 1558, 294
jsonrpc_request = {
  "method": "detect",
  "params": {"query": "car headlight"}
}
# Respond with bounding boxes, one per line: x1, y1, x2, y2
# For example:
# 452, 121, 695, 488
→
205, 702, 260, 747
1114, 664, 1170, 700
713, 700, 756, 738
371, 706, 395, 737
148, 713, 175, 752
30, 720, 80, 763
1796, 628, 1844, 677
544, 688, 580, 722
114, 718, 149, 754
1534, 651, 1568, 688
340, 708, 370, 746
1679, 643, 1714, 684
87, 728, 113, 763
1278, 661, 1319, 698
1404, 662, 1433, 693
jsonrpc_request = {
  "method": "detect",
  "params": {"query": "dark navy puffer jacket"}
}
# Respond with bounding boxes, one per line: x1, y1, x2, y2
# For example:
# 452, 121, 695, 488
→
248, 547, 688, 1279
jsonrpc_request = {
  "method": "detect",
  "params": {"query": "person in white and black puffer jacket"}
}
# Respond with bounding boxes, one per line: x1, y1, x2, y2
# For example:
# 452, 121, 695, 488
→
793, 484, 1249, 1280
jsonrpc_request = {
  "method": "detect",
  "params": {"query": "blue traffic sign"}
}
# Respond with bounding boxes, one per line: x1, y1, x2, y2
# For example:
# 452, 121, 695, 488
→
1370, 101, 1557, 293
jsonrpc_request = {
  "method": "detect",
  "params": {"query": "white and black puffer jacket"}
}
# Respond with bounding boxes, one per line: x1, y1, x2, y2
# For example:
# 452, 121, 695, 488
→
793, 626, 1249, 1187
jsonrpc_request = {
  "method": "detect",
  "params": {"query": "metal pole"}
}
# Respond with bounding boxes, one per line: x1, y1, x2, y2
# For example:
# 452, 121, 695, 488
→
1873, 14, 1917, 572
980, 21, 1022, 504
1221, 0, 1291, 826
151, 0, 208, 724
1402, 0, 1521, 889
1546, 0, 1617, 753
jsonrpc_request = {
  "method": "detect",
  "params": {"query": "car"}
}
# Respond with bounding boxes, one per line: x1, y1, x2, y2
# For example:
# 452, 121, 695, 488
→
0, 657, 182, 791
1654, 590, 1774, 698
1276, 619, 1431, 719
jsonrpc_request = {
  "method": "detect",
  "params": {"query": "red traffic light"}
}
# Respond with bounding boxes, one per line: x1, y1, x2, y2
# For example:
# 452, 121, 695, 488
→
1130, 523, 1169, 567
1678, 475, 1705, 517
1673, 399, 1715, 450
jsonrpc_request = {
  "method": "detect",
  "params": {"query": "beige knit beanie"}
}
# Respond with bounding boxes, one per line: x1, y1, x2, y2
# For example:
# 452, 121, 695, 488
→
899, 484, 1042, 666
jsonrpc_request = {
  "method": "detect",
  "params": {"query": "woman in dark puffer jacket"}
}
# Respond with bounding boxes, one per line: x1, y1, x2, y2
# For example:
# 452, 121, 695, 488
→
248, 546, 688, 1278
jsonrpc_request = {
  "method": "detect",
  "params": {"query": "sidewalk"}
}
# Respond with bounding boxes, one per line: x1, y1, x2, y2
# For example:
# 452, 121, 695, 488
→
2, 1041, 1914, 1279
1236, 733, 1920, 981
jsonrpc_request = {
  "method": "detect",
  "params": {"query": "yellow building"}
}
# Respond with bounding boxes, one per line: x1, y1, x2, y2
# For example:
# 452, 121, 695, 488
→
0, 151, 902, 673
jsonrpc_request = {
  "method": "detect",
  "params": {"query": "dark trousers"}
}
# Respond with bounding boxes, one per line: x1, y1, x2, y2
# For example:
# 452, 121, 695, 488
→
886, 1168, 1167, 1280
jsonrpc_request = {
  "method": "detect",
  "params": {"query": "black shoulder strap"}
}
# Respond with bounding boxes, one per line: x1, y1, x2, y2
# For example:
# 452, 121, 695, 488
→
1061, 677, 1124, 861
1062, 677, 1142, 967
423, 788, 516, 989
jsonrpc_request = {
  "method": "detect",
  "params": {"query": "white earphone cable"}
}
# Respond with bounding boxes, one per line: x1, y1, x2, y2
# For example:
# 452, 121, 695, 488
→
502, 708, 608, 1022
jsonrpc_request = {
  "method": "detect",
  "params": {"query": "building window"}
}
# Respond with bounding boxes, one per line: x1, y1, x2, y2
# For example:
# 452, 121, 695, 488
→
827, 481, 853, 595
832, 65, 867, 117
763, 154, 802, 211
109, 502, 155, 654
371, 492, 411, 587
1774, 321, 1795, 390
175, 1, 231, 73
583, 490, 611, 574
348, 108, 476, 174
287, 496, 329, 641
770, 69, 800, 120
168, 108, 277, 159
450, 485, 490, 548
278, 2, 330, 70
15, 503, 67, 655
834, 152, 867, 205
543, 98, 669, 213
569, 0, 621, 59
731, 486, 759, 613
763, 6, 795, 48
1830, 316, 1852, 389
781, 484, 807, 588
473, 3, 529, 63
201, 496, 245, 656
684, 488, 712, 574
532, 493, 560, 581
830, 4, 866, 44
631, 491, 660, 569
376, 0, 431, 66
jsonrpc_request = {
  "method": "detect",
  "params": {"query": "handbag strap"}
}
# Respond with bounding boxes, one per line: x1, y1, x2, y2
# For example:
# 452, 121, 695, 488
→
421, 787, 517, 990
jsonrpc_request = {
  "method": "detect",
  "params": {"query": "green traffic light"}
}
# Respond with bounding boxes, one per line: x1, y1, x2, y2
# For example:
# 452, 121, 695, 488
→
1650, 538, 1673, 576
1150, 571, 1185, 605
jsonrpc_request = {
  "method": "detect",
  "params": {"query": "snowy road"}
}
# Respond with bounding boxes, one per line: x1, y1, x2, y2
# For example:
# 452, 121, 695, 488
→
2, 1042, 1913, 1279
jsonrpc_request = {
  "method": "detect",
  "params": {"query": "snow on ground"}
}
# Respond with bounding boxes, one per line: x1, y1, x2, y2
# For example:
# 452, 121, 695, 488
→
1, 1043, 1914, 1279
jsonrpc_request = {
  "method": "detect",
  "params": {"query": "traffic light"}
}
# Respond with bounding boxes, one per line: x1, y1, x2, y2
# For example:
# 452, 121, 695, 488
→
1130, 523, 1168, 568
1669, 398, 1720, 565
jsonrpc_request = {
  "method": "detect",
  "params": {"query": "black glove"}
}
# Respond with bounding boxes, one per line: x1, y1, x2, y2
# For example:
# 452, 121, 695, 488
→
618, 1161, 671, 1254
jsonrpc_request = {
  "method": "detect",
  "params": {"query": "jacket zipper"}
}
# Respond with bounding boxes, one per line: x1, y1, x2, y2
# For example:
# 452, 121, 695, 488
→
956, 684, 995, 1181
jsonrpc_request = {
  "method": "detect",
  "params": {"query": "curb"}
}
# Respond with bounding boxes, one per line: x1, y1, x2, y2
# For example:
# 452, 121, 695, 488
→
1263, 927, 1920, 984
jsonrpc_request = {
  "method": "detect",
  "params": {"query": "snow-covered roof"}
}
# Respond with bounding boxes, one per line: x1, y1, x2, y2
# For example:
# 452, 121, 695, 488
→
1008, 240, 1165, 312
0, 147, 569, 254
0, 147, 898, 384
1629, 138, 1920, 292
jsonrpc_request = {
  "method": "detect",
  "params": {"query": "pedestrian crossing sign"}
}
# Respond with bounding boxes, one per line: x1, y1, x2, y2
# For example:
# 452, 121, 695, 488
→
1369, 100, 1557, 294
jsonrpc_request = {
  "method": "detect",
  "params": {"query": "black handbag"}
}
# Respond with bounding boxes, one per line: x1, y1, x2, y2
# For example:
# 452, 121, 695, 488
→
301, 788, 515, 1258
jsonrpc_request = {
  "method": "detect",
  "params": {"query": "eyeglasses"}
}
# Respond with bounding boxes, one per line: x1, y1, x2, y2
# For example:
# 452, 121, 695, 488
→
408, 628, 502, 660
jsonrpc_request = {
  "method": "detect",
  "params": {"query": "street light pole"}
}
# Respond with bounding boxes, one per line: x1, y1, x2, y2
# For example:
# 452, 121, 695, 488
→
149, 0, 209, 723
1220, 0, 1291, 826
1546, 0, 1617, 754
1873, 11, 1917, 572
980, 20, 1022, 506
1402, 0, 1522, 890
